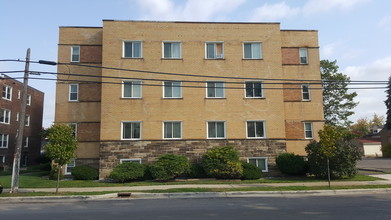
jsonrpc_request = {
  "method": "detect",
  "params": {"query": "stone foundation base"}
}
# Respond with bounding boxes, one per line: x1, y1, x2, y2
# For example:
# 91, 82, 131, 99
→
99, 139, 286, 179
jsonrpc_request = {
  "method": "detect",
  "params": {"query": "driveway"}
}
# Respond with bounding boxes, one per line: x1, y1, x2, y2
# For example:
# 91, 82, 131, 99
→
357, 158, 391, 173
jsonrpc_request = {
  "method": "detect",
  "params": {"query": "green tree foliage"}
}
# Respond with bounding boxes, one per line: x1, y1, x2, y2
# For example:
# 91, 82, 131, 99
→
385, 76, 391, 129
350, 113, 385, 137
241, 162, 262, 180
321, 59, 358, 127
276, 153, 307, 175
109, 162, 144, 182
44, 124, 78, 192
305, 126, 362, 179
202, 146, 243, 179
150, 154, 190, 181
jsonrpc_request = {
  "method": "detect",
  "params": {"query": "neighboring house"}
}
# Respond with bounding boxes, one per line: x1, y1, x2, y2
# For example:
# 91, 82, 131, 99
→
55, 20, 324, 179
355, 136, 382, 157
0, 75, 44, 170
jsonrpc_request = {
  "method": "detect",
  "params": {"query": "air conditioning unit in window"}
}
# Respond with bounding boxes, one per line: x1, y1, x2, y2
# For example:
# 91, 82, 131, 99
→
216, 54, 224, 59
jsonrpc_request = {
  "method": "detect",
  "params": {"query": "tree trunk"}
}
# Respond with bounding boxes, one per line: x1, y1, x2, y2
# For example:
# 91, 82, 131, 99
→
56, 165, 61, 193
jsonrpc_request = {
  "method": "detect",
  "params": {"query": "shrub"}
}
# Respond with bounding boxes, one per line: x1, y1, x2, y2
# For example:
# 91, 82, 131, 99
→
187, 163, 208, 178
241, 162, 262, 180
305, 139, 362, 179
49, 165, 63, 180
202, 146, 243, 179
109, 162, 144, 183
71, 165, 99, 180
150, 154, 190, 181
142, 164, 154, 180
276, 153, 307, 175
381, 144, 391, 158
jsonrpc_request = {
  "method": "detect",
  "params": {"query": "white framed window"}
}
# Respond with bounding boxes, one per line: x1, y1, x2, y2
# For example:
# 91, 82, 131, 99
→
163, 121, 182, 139
0, 109, 10, 124
302, 84, 310, 101
120, 158, 142, 164
304, 122, 313, 139
69, 123, 77, 137
123, 41, 142, 58
122, 121, 141, 140
248, 157, 268, 172
206, 42, 224, 59
18, 90, 21, 99
27, 94, 31, 105
243, 42, 262, 59
25, 115, 30, 126
207, 121, 226, 139
71, 46, 80, 62
122, 80, 142, 98
163, 41, 181, 59
2, 85, 12, 100
16, 112, 19, 121
22, 155, 28, 167
0, 155, 5, 163
69, 84, 78, 101
0, 134, 9, 148
299, 48, 308, 64
247, 121, 266, 138
207, 82, 225, 98
163, 81, 182, 98
245, 81, 263, 98
23, 137, 29, 148
65, 159, 76, 175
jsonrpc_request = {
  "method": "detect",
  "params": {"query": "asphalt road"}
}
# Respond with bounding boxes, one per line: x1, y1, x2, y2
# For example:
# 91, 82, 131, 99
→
357, 158, 391, 172
1, 193, 391, 220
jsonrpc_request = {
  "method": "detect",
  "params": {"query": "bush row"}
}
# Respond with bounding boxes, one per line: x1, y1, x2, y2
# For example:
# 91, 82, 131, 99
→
108, 146, 263, 182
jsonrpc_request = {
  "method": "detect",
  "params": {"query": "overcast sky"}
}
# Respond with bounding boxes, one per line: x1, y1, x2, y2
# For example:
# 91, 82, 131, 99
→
1, 0, 390, 128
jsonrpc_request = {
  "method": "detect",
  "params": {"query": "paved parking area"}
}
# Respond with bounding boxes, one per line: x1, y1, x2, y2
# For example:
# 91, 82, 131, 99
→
357, 158, 391, 172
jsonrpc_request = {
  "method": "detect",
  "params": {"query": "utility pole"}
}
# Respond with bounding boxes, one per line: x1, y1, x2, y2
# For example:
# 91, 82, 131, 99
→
10, 48, 30, 193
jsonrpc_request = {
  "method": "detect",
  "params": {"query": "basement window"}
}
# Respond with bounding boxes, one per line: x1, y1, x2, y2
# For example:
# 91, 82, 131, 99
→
247, 157, 268, 172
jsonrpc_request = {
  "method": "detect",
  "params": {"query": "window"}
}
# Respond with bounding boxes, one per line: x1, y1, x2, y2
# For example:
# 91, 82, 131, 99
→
27, 95, 31, 105
71, 46, 80, 62
65, 159, 76, 175
69, 123, 77, 137
245, 81, 263, 98
0, 109, 10, 124
243, 42, 262, 59
0, 134, 9, 148
207, 121, 226, 139
122, 121, 141, 140
0, 155, 4, 163
23, 137, 29, 148
163, 42, 181, 59
123, 41, 142, 58
302, 84, 310, 101
247, 121, 265, 138
16, 112, 19, 121
304, 122, 313, 139
2, 85, 12, 100
120, 158, 142, 164
207, 82, 225, 98
248, 157, 268, 172
123, 81, 142, 98
206, 42, 224, 59
25, 115, 30, 126
164, 81, 182, 98
163, 121, 182, 139
18, 90, 20, 99
69, 84, 78, 101
22, 155, 28, 167
299, 48, 308, 64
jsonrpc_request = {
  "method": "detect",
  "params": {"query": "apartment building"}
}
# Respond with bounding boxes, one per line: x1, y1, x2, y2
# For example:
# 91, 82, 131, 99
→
55, 20, 324, 178
0, 75, 44, 169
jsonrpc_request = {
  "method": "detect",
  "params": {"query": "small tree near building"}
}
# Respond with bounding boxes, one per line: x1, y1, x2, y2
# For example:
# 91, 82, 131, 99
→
44, 124, 77, 193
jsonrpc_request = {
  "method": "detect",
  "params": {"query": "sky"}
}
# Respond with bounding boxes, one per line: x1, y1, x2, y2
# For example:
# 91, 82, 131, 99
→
1, 0, 391, 128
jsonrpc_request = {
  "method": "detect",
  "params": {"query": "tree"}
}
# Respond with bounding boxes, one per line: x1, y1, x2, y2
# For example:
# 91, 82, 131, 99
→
350, 113, 385, 137
321, 59, 358, 127
385, 76, 391, 129
44, 124, 77, 193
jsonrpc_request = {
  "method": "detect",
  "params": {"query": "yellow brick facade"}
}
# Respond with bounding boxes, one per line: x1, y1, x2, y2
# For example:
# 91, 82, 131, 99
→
55, 21, 324, 177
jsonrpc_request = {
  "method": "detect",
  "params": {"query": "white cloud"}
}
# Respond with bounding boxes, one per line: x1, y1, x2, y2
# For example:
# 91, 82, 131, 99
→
249, 2, 300, 21
321, 42, 340, 59
136, 0, 245, 21
344, 56, 391, 121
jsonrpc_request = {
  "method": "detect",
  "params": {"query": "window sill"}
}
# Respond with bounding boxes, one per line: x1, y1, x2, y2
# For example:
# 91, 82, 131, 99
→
68, 100, 79, 102
205, 97, 226, 99
122, 57, 144, 59
242, 58, 263, 60
161, 58, 183, 60
246, 137, 266, 139
162, 97, 183, 100
244, 97, 265, 99
207, 137, 226, 140
302, 99, 311, 102
204, 58, 225, 60
2, 98, 12, 101
163, 138, 183, 140
121, 97, 143, 100
121, 138, 142, 141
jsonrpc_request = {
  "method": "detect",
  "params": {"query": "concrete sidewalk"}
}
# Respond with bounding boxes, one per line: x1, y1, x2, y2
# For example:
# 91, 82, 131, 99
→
2, 174, 391, 194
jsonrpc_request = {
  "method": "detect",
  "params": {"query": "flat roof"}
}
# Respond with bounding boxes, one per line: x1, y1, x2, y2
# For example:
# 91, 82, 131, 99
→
102, 19, 280, 25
